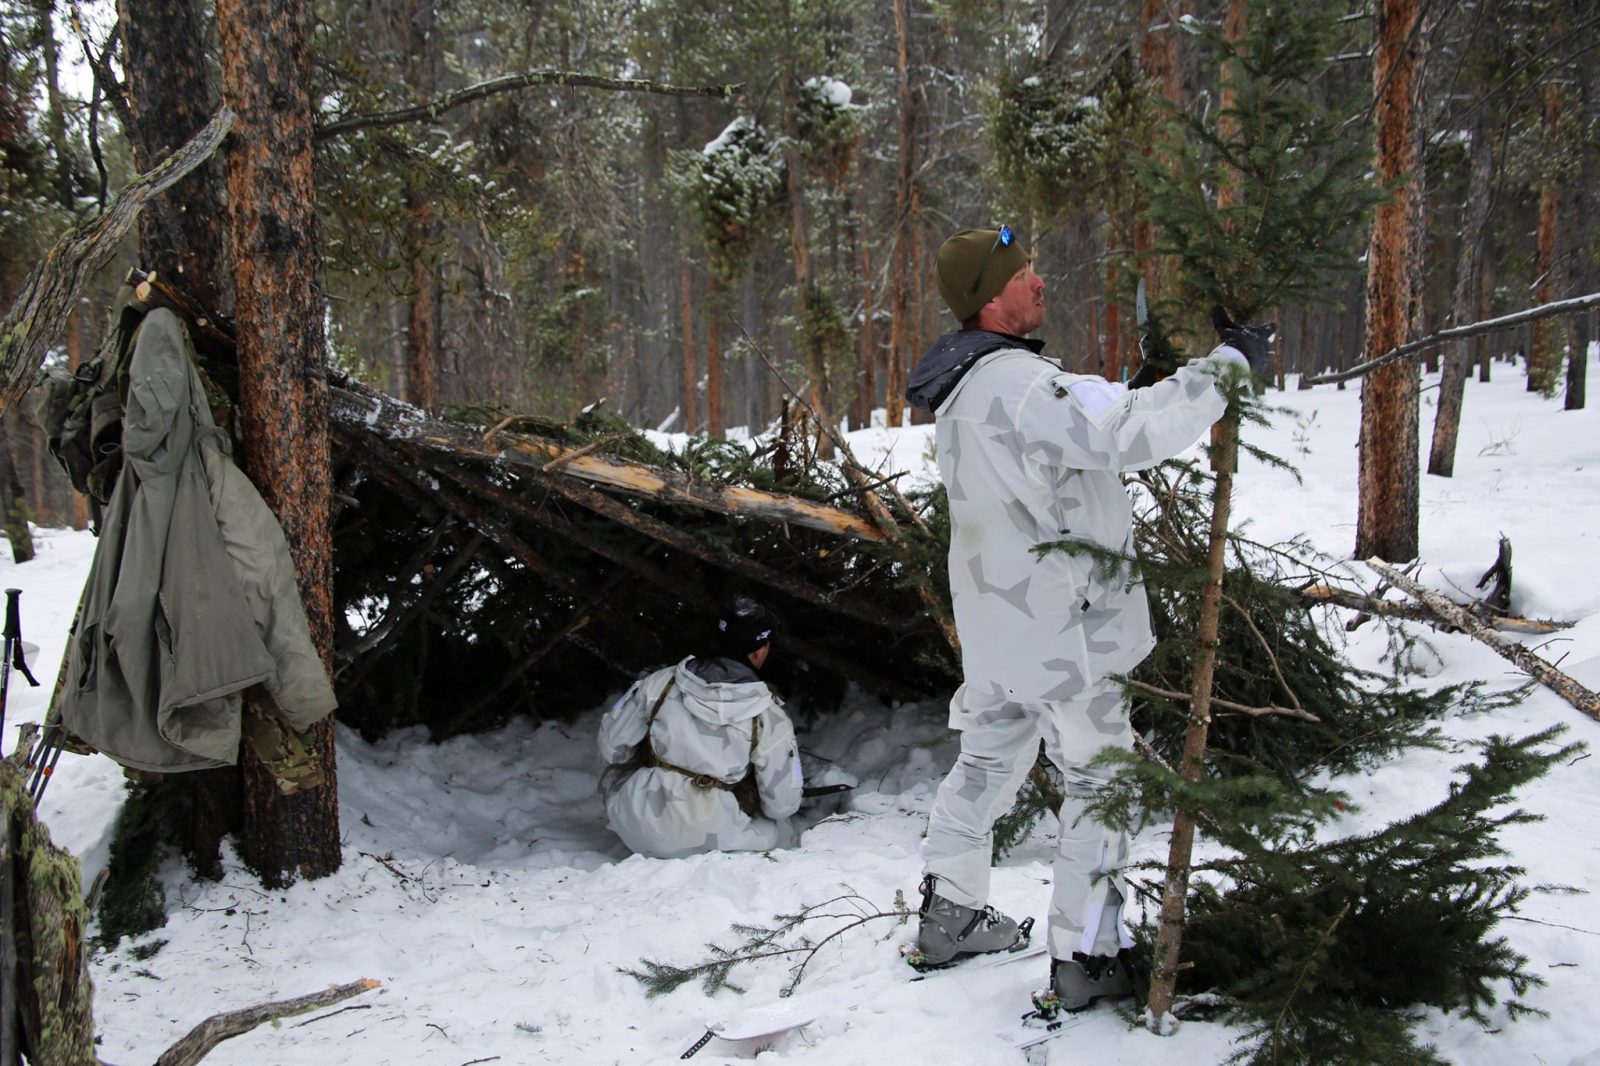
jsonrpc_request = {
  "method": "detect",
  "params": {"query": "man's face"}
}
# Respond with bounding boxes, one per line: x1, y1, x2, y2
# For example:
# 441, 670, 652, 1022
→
987, 262, 1045, 336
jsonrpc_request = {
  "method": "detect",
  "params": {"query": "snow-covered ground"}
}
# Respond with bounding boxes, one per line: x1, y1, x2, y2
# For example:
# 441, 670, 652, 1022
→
4, 367, 1598, 1065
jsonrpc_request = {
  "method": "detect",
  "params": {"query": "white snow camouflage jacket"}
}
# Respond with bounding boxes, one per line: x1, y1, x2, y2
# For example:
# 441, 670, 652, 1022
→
910, 332, 1243, 705
598, 656, 803, 859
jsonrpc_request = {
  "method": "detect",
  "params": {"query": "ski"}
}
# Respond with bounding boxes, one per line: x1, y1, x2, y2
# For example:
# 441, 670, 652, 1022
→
1012, 1010, 1096, 1065
903, 916, 1039, 976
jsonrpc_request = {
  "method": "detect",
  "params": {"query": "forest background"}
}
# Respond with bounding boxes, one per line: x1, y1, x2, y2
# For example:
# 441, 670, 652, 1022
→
2, 0, 1596, 537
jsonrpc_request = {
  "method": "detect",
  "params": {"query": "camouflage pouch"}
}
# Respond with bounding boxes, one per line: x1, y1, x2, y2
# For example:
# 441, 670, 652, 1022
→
241, 702, 324, 795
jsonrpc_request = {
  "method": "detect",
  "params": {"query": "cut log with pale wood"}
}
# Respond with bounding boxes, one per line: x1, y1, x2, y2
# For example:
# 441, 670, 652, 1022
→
1365, 558, 1600, 723
1297, 584, 1569, 635
328, 376, 884, 542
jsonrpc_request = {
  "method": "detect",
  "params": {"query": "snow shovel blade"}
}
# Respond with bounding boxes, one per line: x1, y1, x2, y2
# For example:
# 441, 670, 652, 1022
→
681, 1000, 816, 1058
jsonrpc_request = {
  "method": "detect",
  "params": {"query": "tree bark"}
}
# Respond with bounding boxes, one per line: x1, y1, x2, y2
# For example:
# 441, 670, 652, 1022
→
679, 257, 697, 431
119, 0, 232, 315
1355, 0, 1425, 563
218, 0, 340, 886
1529, 83, 1561, 394
401, 0, 440, 410
706, 273, 723, 435
885, 0, 914, 428
1145, 407, 1239, 1030
1427, 115, 1493, 477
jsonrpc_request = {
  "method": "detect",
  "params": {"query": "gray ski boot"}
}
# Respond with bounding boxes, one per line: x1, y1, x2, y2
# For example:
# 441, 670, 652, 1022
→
1044, 951, 1136, 1012
911, 874, 1031, 969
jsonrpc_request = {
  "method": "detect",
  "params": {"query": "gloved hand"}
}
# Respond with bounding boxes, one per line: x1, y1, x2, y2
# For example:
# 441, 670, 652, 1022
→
1210, 305, 1275, 382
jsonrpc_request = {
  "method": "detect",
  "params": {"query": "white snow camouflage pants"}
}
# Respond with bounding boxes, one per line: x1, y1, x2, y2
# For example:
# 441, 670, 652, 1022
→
922, 679, 1134, 960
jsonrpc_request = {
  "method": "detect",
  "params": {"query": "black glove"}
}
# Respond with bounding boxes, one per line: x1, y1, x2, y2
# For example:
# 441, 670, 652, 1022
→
1211, 305, 1275, 382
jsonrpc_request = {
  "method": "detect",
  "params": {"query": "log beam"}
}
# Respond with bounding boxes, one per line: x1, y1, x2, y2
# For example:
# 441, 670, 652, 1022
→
328, 377, 884, 542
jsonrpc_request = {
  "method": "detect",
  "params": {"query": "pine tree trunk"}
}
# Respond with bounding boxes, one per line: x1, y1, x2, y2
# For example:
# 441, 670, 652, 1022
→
706, 273, 723, 436
885, 0, 914, 429
402, 0, 439, 410
218, 0, 340, 887
65, 307, 88, 530
1104, 254, 1122, 383
1355, 0, 1425, 563
1144, 408, 1239, 1030
405, 197, 439, 408
1529, 84, 1561, 395
1427, 115, 1492, 477
679, 257, 696, 432
119, 0, 231, 315
856, 172, 876, 430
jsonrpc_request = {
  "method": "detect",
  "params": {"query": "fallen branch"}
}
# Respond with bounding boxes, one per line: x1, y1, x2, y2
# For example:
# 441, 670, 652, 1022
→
317, 70, 740, 139
0, 108, 235, 412
1365, 558, 1600, 723
153, 978, 380, 1066
328, 376, 884, 542
1304, 292, 1600, 386
1297, 583, 1569, 635
1126, 680, 1323, 723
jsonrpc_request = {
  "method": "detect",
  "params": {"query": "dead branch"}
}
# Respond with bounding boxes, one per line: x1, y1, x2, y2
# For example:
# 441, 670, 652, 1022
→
415, 449, 922, 701
1297, 583, 1569, 635
1365, 558, 1600, 723
1126, 679, 1323, 722
316, 70, 741, 139
491, 452, 914, 633
0, 108, 234, 412
737, 325, 960, 654
152, 978, 380, 1066
1304, 292, 1600, 386
328, 376, 883, 542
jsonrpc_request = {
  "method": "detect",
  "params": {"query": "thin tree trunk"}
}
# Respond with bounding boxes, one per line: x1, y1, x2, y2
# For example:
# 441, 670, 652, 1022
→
885, 0, 914, 428
218, 0, 340, 886
679, 257, 696, 431
706, 273, 723, 436
1428, 115, 1493, 477
1144, 407, 1239, 1029
402, 0, 439, 409
1355, 0, 1425, 563
856, 157, 876, 430
1529, 83, 1561, 394
1104, 255, 1122, 382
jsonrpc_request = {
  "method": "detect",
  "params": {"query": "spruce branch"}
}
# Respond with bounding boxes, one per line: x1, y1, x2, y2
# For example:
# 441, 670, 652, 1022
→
621, 893, 911, 1000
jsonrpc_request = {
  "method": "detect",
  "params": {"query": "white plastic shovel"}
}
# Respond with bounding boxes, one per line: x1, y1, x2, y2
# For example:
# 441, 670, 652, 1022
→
680, 999, 816, 1058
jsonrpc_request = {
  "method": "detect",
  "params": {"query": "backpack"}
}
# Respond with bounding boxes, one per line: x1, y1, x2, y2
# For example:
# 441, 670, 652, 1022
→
32, 285, 145, 519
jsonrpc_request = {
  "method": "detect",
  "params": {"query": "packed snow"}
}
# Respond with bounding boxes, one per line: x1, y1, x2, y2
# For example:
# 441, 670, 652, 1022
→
4, 366, 1598, 1065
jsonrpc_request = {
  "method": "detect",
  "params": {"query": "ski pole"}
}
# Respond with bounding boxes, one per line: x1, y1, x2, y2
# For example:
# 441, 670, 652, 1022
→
0, 587, 39, 758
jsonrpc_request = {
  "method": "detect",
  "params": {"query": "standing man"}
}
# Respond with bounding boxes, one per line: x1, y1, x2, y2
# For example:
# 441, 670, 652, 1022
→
598, 595, 804, 859
905, 227, 1269, 1009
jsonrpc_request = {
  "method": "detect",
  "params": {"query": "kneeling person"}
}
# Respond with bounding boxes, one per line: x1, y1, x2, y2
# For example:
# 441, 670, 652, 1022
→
598, 596, 803, 858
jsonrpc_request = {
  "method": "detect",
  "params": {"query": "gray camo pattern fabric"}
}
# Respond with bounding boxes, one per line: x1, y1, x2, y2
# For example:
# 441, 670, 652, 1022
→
919, 334, 1241, 956
934, 345, 1234, 703
598, 657, 802, 859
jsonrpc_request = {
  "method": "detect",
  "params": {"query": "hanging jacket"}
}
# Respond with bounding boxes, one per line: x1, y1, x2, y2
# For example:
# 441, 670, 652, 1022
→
59, 308, 337, 772
907, 331, 1245, 706
598, 656, 803, 859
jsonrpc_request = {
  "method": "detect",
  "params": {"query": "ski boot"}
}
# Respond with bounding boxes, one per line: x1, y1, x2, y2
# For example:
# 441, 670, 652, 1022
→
1043, 951, 1136, 1013
908, 874, 1031, 970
